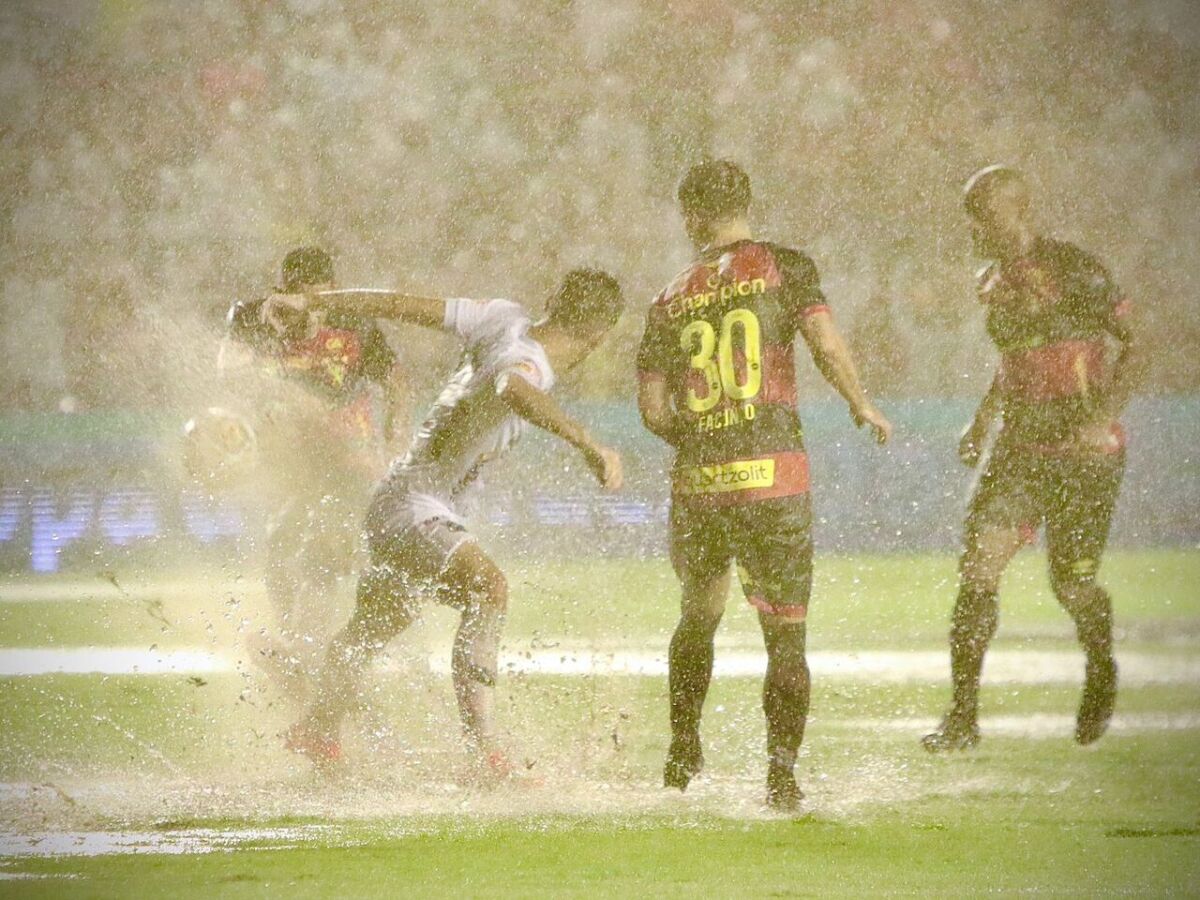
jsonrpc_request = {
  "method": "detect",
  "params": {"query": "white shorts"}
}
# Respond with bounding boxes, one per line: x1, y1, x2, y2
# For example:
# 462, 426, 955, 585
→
364, 479, 476, 584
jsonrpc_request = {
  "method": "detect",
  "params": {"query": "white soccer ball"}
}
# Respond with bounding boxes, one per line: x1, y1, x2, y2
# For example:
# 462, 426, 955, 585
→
181, 407, 259, 487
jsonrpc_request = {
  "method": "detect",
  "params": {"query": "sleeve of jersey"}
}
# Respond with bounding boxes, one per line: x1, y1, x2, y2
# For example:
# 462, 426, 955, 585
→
774, 247, 830, 322
443, 297, 509, 341
635, 304, 671, 385
1061, 246, 1132, 328
225, 299, 267, 347
359, 324, 398, 385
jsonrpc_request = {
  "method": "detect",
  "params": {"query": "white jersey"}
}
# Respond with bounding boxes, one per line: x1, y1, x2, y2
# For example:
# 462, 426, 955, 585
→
376, 298, 554, 528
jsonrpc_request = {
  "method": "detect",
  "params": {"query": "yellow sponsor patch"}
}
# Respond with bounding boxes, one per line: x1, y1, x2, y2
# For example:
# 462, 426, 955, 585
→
677, 459, 775, 495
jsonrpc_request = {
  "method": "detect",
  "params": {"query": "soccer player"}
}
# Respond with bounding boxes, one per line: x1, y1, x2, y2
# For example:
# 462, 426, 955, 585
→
277, 268, 624, 775
216, 247, 407, 694
637, 160, 892, 809
923, 166, 1141, 751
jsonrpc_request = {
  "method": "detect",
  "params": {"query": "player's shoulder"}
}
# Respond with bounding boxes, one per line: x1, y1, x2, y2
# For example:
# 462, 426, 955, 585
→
226, 296, 262, 326
757, 240, 813, 267
225, 297, 270, 342
1039, 236, 1109, 278
324, 306, 377, 334
756, 240, 821, 288
450, 297, 531, 341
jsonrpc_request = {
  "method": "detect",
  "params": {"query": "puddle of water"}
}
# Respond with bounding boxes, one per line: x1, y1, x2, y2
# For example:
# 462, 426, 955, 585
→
0, 826, 325, 858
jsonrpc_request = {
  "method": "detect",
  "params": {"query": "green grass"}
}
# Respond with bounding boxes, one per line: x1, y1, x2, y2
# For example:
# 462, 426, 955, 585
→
3, 549, 1196, 649
6, 808, 1200, 898
0, 550, 1198, 896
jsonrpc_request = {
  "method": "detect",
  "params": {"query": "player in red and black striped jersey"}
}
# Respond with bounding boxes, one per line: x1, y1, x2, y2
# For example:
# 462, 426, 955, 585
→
638, 160, 892, 810
923, 166, 1142, 752
215, 247, 407, 697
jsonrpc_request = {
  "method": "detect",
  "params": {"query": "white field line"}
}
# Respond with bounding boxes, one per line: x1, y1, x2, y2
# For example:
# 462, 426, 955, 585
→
0, 827, 321, 858
0, 646, 1197, 685
825, 711, 1200, 737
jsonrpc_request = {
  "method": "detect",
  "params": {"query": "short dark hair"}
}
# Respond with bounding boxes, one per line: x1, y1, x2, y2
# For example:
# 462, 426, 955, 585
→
280, 246, 334, 290
678, 159, 752, 221
546, 268, 624, 331
963, 165, 1025, 218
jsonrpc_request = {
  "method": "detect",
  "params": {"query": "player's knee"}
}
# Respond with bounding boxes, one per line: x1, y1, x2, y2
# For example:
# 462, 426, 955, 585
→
678, 603, 723, 641
959, 550, 1003, 594
1049, 557, 1100, 602
468, 566, 508, 614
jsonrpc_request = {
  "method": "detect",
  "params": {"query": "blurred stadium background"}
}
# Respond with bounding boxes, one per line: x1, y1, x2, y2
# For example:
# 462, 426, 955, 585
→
1, 0, 1198, 574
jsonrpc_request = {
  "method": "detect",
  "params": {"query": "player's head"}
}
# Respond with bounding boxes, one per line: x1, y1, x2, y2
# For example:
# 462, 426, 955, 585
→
544, 268, 624, 340
963, 165, 1032, 258
677, 160, 752, 246
274, 247, 333, 338
280, 246, 334, 293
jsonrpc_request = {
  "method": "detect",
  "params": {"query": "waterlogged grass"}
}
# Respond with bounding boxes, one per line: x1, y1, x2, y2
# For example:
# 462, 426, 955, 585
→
5, 789, 1200, 898
0, 551, 1196, 895
1, 550, 1197, 650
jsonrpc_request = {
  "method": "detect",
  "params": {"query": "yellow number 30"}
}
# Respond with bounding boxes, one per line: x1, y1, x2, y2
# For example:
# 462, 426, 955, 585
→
680, 308, 763, 413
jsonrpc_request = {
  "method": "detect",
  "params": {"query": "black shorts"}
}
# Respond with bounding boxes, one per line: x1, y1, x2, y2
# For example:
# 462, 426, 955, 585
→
670, 493, 813, 622
967, 445, 1125, 580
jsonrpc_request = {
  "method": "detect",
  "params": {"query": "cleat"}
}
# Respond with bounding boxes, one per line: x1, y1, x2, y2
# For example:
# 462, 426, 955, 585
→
1076, 657, 1118, 745
921, 712, 980, 753
765, 762, 803, 812
459, 747, 541, 788
284, 722, 342, 768
663, 734, 704, 791
485, 748, 516, 780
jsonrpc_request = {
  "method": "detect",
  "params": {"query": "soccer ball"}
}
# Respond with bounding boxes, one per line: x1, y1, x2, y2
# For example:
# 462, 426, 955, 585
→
181, 407, 259, 487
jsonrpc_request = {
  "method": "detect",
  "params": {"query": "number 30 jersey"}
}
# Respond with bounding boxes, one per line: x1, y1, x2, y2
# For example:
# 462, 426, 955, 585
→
637, 239, 829, 506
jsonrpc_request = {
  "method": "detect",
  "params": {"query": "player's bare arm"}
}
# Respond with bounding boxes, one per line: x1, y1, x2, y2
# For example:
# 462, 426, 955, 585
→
381, 361, 410, 449
499, 373, 622, 490
636, 377, 685, 449
798, 309, 892, 444
959, 372, 1003, 467
1076, 313, 1144, 452
263, 289, 446, 330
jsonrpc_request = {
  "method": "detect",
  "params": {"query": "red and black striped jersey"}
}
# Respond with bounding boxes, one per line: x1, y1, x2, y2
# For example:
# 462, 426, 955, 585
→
979, 237, 1131, 450
226, 297, 396, 403
637, 239, 828, 505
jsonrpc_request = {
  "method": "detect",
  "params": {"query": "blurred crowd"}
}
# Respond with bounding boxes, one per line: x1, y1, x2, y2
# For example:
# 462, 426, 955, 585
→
1, 0, 1198, 412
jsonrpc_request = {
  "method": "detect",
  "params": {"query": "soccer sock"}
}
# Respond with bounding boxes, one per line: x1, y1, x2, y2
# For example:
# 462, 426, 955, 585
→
307, 564, 410, 737
668, 610, 721, 744
1059, 584, 1115, 666
948, 585, 999, 722
762, 621, 810, 770
452, 598, 505, 751
307, 613, 383, 736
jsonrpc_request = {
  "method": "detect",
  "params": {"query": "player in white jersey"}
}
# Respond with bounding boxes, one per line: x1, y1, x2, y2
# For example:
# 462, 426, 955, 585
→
264, 269, 624, 775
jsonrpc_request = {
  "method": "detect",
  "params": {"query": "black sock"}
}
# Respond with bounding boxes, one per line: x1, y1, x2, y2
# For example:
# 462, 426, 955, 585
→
949, 585, 999, 722
668, 612, 719, 744
762, 622, 809, 769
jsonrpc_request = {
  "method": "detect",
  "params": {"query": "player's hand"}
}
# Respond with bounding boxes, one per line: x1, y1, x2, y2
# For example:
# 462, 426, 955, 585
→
260, 292, 310, 334
585, 444, 623, 491
957, 423, 987, 468
1072, 421, 1121, 455
852, 403, 892, 445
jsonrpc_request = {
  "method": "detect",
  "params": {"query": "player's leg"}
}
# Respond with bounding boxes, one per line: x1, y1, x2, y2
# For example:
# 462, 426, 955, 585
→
925, 452, 1032, 751
739, 496, 813, 810
290, 556, 417, 761
665, 502, 731, 790
1046, 451, 1125, 745
263, 499, 308, 643
436, 540, 509, 760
